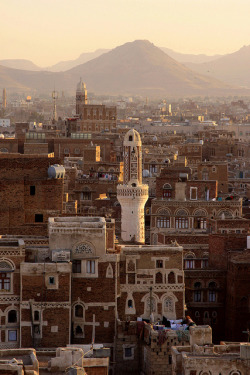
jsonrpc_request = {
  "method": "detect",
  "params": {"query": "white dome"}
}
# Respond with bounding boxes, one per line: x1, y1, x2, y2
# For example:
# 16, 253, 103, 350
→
123, 129, 141, 147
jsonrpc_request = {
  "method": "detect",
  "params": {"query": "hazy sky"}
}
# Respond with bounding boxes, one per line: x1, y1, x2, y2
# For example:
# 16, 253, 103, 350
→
1, 0, 250, 66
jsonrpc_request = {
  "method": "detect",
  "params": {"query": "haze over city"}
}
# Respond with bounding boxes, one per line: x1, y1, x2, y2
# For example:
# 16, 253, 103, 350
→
2, 0, 250, 66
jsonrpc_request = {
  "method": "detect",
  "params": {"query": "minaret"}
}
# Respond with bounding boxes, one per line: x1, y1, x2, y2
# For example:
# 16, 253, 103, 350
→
52, 89, 58, 122
2, 88, 6, 109
76, 78, 87, 115
117, 129, 148, 244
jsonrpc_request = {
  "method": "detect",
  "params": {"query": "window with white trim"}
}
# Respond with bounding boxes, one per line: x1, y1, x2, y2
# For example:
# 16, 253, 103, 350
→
87, 260, 95, 274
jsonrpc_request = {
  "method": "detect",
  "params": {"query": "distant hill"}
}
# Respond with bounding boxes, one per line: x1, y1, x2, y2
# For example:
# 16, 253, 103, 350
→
66, 40, 237, 96
160, 47, 222, 64
46, 49, 110, 72
0, 59, 41, 71
0, 40, 248, 97
184, 45, 250, 88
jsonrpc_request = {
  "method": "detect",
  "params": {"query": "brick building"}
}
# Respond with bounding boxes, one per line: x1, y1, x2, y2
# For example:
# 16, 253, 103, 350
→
0, 154, 64, 236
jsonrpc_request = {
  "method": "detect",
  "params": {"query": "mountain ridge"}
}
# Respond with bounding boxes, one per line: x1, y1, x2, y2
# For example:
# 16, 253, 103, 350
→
0, 40, 249, 97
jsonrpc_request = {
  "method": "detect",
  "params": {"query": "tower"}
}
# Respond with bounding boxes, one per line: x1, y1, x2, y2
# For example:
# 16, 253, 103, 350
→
52, 89, 58, 122
2, 88, 6, 109
76, 78, 87, 115
117, 129, 148, 244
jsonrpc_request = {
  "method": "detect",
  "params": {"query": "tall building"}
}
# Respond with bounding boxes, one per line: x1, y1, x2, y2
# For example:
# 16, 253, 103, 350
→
117, 129, 148, 243
66, 79, 116, 135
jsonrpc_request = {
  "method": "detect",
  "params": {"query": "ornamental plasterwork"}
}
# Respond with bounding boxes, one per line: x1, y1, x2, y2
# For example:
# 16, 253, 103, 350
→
0, 296, 20, 303
120, 284, 184, 293
72, 242, 95, 258
21, 302, 70, 309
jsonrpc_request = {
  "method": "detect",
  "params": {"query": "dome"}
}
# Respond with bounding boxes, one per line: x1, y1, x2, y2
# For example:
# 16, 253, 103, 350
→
123, 129, 142, 147
76, 78, 86, 92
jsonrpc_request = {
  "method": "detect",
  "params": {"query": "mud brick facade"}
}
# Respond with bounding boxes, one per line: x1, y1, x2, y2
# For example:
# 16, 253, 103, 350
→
0, 155, 64, 236
118, 244, 185, 322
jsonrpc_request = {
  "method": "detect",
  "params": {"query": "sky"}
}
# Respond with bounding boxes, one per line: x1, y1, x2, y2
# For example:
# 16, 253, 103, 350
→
1, 0, 250, 66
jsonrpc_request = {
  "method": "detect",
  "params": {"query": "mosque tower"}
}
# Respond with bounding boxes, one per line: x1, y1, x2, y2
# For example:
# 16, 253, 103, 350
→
76, 78, 87, 115
117, 129, 149, 244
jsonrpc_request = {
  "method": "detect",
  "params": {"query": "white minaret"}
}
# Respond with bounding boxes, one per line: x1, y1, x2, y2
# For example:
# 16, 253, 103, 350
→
117, 129, 148, 244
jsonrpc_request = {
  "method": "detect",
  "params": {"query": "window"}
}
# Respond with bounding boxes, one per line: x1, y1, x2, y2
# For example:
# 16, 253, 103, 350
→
49, 276, 55, 285
202, 259, 208, 268
75, 325, 83, 336
35, 214, 43, 223
34, 311, 40, 321
72, 260, 81, 273
75, 304, 83, 318
194, 218, 207, 229
124, 347, 132, 358
185, 260, 195, 269
168, 272, 175, 284
164, 297, 174, 313
81, 191, 91, 200
129, 136, 133, 141
30, 186, 36, 195
202, 172, 209, 180
0, 273, 11, 291
175, 217, 188, 229
156, 260, 163, 268
190, 187, 198, 200
163, 183, 172, 198
209, 290, 216, 302
157, 217, 170, 228
8, 310, 17, 323
194, 282, 202, 302
8, 330, 17, 341
208, 282, 217, 302
87, 260, 95, 274
128, 299, 133, 308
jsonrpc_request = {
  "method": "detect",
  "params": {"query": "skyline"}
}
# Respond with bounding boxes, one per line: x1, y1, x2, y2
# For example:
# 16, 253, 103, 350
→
1, 0, 250, 66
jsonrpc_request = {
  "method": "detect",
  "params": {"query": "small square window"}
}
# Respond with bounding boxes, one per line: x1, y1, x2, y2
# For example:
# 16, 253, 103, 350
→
35, 214, 43, 223
30, 186, 36, 195
156, 260, 163, 268
8, 330, 17, 341
125, 347, 132, 358
49, 276, 55, 285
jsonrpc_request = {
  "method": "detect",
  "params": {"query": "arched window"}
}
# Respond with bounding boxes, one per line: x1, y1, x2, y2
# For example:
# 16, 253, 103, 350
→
168, 272, 175, 284
208, 282, 217, 302
194, 282, 202, 302
128, 300, 133, 308
175, 209, 188, 229
184, 253, 195, 269
75, 304, 83, 318
163, 183, 172, 198
164, 297, 174, 313
155, 272, 163, 284
8, 310, 17, 323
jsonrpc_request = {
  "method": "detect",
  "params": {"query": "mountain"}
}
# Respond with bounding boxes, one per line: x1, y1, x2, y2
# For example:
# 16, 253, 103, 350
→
46, 49, 110, 72
160, 47, 222, 64
0, 40, 248, 97
0, 59, 41, 71
184, 45, 250, 88
66, 40, 236, 96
